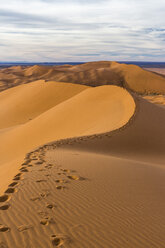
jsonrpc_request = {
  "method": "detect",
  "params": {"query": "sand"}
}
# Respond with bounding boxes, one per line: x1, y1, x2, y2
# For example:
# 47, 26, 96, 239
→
0, 62, 165, 248
0, 83, 135, 194
0, 80, 88, 129
1, 61, 165, 94
143, 94, 165, 108
145, 67, 165, 76
0, 146, 165, 248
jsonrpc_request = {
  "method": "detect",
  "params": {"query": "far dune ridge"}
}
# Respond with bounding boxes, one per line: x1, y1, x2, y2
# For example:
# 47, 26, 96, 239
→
0, 83, 135, 193
0, 61, 165, 94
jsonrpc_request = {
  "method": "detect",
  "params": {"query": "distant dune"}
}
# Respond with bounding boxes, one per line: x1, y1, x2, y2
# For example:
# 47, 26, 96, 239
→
145, 67, 165, 76
0, 61, 165, 94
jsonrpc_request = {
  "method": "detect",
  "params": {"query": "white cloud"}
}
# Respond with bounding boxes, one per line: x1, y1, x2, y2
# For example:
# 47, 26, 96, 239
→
0, 0, 165, 61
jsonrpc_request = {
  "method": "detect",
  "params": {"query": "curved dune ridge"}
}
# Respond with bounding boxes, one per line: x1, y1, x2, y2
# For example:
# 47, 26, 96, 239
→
64, 97, 165, 165
0, 93, 164, 247
0, 82, 135, 193
0, 61, 165, 94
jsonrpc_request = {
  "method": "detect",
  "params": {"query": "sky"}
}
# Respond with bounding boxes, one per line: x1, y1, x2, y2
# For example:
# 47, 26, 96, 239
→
0, 0, 165, 62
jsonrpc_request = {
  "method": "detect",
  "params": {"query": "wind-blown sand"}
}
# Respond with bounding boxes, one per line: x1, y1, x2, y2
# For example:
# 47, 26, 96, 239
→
0, 62, 165, 248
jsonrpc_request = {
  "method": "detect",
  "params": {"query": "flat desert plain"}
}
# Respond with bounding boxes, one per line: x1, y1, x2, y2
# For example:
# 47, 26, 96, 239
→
0, 61, 165, 248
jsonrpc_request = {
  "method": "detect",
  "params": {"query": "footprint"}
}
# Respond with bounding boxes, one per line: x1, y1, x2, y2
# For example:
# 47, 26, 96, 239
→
67, 175, 85, 181
35, 161, 43, 165
0, 205, 10, 211
22, 160, 31, 165
60, 169, 70, 173
0, 225, 10, 233
39, 192, 50, 198
13, 176, 21, 181
5, 188, 16, 194
51, 234, 69, 247
20, 168, 29, 173
40, 219, 49, 226
27, 164, 33, 167
46, 204, 55, 209
56, 186, 65, 190
15, 173, 22, 177
8, 182, 18, 187
20, 166, 26, 170
36, 179, 47, 183
51, 236, 61, 247
40, 216, 55, 226
0, 195, 10, 202
17, 225, 32, 232
45, 164, 53, 169
55, 179, 68, 184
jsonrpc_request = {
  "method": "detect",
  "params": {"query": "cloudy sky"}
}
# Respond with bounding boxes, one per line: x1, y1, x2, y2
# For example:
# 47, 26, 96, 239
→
0, 0, 165, 62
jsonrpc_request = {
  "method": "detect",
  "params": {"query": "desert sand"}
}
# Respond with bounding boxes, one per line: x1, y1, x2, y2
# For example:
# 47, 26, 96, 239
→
1, 61, 165, 94
0, 61, 165, 248
145, 67, 165, 76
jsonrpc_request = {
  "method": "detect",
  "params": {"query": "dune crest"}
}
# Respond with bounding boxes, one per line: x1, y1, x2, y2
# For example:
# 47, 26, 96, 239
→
0, 84, 135, 193
1, 61, 165, 94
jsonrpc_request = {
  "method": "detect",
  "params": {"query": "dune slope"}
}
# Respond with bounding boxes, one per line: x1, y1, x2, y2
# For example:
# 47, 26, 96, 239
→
1, 61, 165, 94
0, 84, 135, 194
64, 97, 165, 165
0, 85, 135, 164
0, 95, 164, 248
0, 80, 88, 129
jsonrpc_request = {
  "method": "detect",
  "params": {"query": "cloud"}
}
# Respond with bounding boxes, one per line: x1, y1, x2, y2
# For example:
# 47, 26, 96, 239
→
0, 0, 165, 61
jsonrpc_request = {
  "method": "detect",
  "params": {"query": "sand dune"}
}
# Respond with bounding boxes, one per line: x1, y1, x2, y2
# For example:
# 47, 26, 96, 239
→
24, 65, 51, 77
1, 61, 165, 94
65, 97, 165, 165
145, 67, 165, 76
0, 84, 135, 193
0, 95, 164, 248
0, 62, 165, 248
0, 80, 88, 129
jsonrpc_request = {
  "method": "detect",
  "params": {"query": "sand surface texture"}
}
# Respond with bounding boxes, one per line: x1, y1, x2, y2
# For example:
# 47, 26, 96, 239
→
0, 61, 165, 248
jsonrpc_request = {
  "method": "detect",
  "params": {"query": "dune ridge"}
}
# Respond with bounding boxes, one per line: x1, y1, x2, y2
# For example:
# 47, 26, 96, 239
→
1, 61, 165, 94
0, 83, 135, 194
0, 95, 165, 248
0, 62, 165, 248
62, 97, 165, 165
